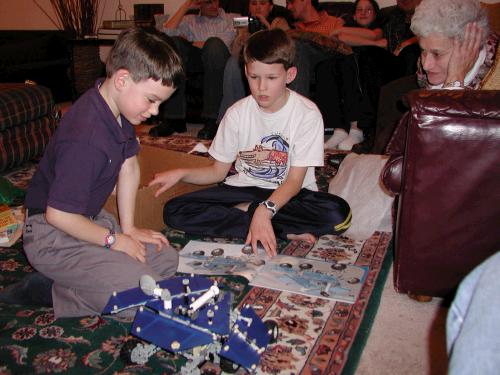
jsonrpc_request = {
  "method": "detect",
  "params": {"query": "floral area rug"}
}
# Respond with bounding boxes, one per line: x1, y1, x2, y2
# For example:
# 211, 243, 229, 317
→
0, 135, 392, 375
0, 231, 391, 375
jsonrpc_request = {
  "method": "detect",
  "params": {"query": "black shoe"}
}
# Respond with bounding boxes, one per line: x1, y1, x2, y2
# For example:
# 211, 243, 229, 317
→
197, 119, 218, 140
352, 132, 375, 154
148, 119, 187, 137
0, 272, 53, 307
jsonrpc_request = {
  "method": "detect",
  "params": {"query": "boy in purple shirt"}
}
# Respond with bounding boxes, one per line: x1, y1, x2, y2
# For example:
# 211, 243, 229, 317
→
0, 28, 183, 318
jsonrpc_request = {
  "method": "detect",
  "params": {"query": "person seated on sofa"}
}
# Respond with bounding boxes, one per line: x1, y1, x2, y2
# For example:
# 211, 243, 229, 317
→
284, 0, 345, 98
149, 0, 239, 140
376, 0, 498, 155
382, 0, 421, 73
149, 29, 352, 257
0, 28, 182, 317
412, 0, 497, 90
216, 0, 294, 124
286, 0, 376, 151
325, 0, 423, 152
331, 0, 386, 49
323, 0, 387, 150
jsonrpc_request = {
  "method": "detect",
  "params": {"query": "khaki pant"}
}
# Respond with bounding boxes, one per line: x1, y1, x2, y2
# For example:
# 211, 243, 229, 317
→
23, 209, 178, 318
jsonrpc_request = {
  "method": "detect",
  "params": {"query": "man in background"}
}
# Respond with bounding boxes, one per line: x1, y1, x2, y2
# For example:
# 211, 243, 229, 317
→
150, 0, 238, 140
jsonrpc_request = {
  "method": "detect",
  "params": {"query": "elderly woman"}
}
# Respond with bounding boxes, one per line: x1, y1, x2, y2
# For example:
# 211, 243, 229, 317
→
412, 0, 498, 89
374, 0, 498, 153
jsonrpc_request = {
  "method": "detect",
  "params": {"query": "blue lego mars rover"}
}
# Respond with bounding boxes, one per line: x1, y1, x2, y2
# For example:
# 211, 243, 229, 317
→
103, 275, 278, 374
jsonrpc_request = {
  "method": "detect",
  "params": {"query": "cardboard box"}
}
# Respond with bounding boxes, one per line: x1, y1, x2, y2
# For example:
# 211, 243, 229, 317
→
104, 145, 214, 231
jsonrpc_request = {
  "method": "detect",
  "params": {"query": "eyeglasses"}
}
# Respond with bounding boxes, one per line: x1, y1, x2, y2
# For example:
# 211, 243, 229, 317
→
355, 8, 375, 14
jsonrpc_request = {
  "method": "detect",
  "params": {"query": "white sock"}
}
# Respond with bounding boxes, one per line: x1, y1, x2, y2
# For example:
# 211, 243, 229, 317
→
324, 128, 348, 150
338, 128, 364, 151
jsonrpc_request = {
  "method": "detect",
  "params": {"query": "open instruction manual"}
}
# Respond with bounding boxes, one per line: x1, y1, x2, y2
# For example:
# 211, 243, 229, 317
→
178, 240, 368, 304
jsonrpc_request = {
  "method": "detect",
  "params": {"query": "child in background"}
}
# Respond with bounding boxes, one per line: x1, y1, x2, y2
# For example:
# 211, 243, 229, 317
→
0, 28, 183, 318
324, 0, 386, 150
150, 29, 351, 257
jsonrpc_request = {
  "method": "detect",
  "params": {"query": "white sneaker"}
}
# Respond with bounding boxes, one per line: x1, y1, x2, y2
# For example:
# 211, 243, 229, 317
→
324, 129, 348, 150
338, 129, 364, 151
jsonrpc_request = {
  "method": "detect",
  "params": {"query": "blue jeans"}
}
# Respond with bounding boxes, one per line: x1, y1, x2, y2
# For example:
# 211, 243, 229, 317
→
217, 55, 247, 124
447, 251, 500, 374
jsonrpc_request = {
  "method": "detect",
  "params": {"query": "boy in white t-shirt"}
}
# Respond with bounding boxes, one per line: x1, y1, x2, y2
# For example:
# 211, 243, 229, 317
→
149, 29, 351, 257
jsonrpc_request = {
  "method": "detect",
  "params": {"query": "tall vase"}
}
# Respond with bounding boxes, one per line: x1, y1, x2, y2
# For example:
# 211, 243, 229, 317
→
70, 39, 104, 100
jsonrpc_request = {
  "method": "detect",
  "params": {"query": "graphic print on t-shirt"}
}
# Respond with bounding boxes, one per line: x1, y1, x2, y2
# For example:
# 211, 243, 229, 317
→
238, 134, 289, 185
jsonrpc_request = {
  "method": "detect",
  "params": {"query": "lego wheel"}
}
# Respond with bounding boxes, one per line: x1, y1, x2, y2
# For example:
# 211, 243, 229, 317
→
265, 320, 279, 343
219, 357, 240, 373
120, 338, 158, 365
120, 338, 143, 365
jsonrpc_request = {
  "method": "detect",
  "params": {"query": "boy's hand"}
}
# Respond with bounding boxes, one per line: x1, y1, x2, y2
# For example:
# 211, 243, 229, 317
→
245, 206, 277, 257
125, 226, 169, 252
149, 170, 183, 198
445, 22, 483, 85
113, 233, 147, 263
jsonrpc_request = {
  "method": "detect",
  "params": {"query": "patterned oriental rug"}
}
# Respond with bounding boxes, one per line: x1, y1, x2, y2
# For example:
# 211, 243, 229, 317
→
0, 133, 393, 375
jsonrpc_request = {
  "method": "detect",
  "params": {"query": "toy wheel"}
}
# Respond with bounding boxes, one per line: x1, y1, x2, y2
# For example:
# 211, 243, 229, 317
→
219, 357, 240, 373
265, 320, 279, 344
120, 338, 142, 365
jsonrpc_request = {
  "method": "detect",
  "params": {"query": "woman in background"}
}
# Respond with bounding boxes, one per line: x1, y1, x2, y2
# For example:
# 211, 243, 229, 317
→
332, 0, 387, 49
322, 0, 387, 150
375, 0, 498, 155
411, 0, 497, 90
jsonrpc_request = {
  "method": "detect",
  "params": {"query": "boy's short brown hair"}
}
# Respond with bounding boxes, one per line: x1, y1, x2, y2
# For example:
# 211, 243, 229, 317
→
243, 29, 295, 70
106, 28, 184, 88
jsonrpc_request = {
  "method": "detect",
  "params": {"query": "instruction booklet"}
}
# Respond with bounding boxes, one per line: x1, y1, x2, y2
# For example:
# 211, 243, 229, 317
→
178, 240, 367, 304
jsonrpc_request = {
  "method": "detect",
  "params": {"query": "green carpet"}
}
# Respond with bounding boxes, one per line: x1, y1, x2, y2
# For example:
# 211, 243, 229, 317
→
0, 144, 392, 374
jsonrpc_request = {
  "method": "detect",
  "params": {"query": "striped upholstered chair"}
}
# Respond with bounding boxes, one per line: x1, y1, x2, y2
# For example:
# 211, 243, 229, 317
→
0, 83, 58, 172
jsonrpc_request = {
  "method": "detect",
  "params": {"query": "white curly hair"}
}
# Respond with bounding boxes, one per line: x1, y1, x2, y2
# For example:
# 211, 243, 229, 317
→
411, 0, 489, 45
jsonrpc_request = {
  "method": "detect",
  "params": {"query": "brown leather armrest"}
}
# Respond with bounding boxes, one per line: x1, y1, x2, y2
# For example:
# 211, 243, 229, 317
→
384, 111, 409, 155
381, 155, 403, 194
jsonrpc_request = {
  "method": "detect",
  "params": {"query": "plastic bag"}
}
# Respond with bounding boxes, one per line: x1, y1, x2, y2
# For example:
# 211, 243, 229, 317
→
0, 177, 25, 206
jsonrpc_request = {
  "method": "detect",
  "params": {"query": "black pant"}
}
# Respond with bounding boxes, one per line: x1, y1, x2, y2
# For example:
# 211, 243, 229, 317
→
163, 184, 351, 240
160, 36, 230, 121
315, 53, 374, 133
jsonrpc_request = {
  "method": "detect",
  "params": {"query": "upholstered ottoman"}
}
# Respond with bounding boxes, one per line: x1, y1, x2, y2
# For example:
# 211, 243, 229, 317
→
0, 83, 57, 172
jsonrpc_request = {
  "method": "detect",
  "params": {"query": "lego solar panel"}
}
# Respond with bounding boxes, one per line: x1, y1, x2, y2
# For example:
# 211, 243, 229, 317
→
132, 308, 214, 352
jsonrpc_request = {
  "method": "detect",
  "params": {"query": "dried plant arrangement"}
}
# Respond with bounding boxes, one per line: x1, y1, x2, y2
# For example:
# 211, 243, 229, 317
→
34, 0, 107, 39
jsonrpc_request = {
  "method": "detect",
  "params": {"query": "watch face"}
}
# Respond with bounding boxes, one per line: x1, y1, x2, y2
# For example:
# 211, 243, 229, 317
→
105, 233, 116, 247
266, 201, 276, 209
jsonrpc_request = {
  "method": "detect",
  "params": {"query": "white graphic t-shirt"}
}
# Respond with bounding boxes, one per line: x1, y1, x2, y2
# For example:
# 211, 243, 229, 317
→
209, 90, 324, 191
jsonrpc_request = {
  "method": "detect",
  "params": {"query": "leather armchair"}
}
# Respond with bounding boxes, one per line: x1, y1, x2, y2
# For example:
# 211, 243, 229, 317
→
382, 89, 500, 297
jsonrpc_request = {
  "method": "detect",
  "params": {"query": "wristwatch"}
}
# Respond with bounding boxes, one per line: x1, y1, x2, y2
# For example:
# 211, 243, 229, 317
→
260, 200, 277, 217
104, 229, 116, 249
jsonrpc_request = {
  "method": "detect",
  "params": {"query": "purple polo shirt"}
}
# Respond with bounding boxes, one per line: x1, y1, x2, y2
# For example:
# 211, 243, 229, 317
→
25, 82, 140, 217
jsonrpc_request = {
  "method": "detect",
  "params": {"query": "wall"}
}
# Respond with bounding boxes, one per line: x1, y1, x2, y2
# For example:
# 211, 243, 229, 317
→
1, 0, 498, 30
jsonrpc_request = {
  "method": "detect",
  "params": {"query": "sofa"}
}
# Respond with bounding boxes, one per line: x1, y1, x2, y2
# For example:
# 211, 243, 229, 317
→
381, 89, 500, 298
0, 83, 58, 172
0, 31, 72, 103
